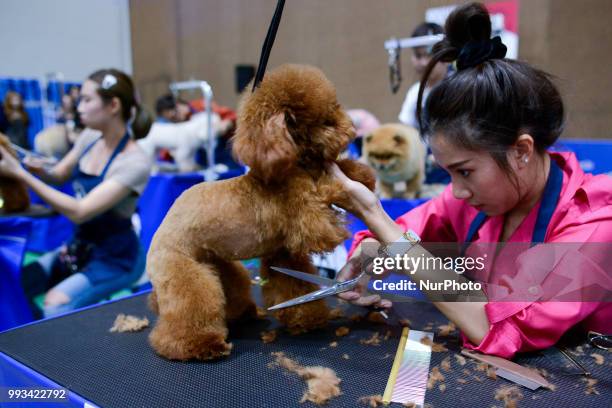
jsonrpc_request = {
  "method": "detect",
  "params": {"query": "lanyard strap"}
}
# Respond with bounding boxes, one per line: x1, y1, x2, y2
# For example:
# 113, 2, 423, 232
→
462, 158, 563, 254
252, 0, 285, 92
78, 131, 130, 178
99, 132, 130, 178
79, 136, 103, 160
532, 158, 563, 244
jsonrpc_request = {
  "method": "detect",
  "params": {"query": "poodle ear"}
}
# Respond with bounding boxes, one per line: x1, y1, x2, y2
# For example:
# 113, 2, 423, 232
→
232, 113, 297, 184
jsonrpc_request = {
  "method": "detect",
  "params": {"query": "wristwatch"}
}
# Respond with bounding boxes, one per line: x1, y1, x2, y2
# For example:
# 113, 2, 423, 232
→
378, 229, 421, 258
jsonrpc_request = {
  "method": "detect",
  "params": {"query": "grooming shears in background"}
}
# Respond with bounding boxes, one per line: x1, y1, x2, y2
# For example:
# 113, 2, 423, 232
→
9, 143, 58, 167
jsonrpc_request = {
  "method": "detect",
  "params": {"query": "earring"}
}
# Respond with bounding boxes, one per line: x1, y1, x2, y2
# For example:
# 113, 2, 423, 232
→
523, 157, 529, 163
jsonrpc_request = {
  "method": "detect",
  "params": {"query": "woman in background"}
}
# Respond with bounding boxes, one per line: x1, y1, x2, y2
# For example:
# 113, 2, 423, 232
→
0, 68, 153, 319
333, 3, 611, 358
3, 91, 30, 149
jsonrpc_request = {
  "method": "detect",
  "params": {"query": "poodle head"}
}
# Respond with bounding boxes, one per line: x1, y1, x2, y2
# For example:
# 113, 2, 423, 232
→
232, 64, 354, 184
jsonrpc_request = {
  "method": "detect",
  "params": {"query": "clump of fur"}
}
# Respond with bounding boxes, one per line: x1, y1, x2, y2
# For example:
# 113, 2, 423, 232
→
584, 378, 599, 395
590, 353, 604, 365
420, 336, 448, 352
109, 314, 149, 332
437, 322, 457, 336
270, 352, 342, 405
358, 394, 383, 407
494, 385, 523, 407
335, 326, 350, 337
260, 330, 277, 344
427, 366, 445, 390
360, 332, 382, 346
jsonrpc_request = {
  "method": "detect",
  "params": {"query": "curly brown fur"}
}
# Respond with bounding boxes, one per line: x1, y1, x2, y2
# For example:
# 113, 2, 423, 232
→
0, 133, 30, 213
147, 64, 375, 361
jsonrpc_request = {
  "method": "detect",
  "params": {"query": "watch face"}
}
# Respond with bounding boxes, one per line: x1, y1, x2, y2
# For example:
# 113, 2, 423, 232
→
405, 230, 421, 243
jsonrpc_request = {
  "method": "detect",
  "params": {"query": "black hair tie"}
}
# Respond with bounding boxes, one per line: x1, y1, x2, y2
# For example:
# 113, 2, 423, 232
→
456, 36, 507, 71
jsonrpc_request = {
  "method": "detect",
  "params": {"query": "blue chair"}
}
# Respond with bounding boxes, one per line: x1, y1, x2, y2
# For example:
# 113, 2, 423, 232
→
553, 139, 612, 175
0, 218, 34, 331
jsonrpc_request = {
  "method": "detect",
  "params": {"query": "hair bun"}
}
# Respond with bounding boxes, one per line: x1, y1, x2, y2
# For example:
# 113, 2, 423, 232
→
456, 36, 507, 70
444, 2, 492, 49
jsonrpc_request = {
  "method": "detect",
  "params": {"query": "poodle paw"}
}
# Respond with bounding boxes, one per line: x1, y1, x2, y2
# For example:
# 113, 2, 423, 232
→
149, 324, 232, 361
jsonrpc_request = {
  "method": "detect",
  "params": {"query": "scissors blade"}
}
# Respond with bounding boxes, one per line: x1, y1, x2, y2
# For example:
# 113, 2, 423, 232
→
270, 266, 335, 287
268, 286, 341, 310
267, 273, 364, 311
9, 143, 57, 164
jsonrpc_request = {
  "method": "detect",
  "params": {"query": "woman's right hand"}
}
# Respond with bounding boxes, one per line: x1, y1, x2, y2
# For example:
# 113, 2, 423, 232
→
0, 146, 26, 179
336, 239, 392, 309
23, 155, 53, 177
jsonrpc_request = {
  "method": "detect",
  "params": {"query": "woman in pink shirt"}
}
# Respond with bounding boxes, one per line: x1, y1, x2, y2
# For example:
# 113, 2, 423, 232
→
333, 3, 612, 358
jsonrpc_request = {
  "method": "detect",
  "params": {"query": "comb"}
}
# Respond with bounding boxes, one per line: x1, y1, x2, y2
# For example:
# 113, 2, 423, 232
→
461, 349, 553, 390
383, 328, 433, 407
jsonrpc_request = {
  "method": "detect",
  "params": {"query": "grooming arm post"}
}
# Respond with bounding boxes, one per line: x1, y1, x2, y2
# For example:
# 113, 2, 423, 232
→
383, 34, 444, 94
384, 34, 444, 51
170, 80, 217, 181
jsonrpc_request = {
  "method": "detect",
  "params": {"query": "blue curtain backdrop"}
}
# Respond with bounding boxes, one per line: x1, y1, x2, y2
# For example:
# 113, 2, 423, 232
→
45, 80, 81, 106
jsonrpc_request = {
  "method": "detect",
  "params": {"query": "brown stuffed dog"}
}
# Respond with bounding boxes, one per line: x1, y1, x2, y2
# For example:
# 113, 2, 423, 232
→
146, 64, 375, 361
0, 133, 30, 213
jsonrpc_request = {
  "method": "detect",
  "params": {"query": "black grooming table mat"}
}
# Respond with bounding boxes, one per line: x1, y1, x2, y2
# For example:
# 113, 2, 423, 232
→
0, 292, 610, 408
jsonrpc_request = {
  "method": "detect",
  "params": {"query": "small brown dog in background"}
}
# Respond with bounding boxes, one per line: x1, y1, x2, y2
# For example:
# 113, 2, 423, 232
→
146, 64, 375, 361
363, 123, 426, 199
0, 133, 30, 213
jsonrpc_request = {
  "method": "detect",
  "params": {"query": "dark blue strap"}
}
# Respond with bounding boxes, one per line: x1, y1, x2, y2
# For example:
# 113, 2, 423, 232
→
78, 136, 103, 160
532, 158, 563, 244
461, 212, 487, 256
99, 132, 130, 178
461, 158, 563, 254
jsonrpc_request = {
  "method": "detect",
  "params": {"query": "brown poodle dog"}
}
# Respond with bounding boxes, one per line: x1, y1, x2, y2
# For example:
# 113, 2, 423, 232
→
0, 133, 30, 213
146, 64, 375, 361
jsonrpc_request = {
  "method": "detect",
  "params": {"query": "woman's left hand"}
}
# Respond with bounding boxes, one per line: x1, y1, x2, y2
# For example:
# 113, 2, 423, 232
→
328, 161, 404, 247
327, 162, 380, 221
0, 146, 26, 179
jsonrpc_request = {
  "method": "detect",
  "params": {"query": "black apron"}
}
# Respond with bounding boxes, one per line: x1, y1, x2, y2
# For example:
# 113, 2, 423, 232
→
70, 132, 139, 284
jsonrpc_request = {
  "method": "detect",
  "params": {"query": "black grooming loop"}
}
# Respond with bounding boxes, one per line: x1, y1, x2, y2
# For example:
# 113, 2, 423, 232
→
252, 0, 286, 92
388, 44, 402, 94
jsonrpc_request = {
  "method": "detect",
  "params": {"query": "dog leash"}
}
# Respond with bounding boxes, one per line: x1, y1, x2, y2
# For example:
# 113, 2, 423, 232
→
252, 0, 286, 92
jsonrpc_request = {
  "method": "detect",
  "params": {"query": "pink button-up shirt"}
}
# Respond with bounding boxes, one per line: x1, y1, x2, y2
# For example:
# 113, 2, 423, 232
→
348, 152, 612, 358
